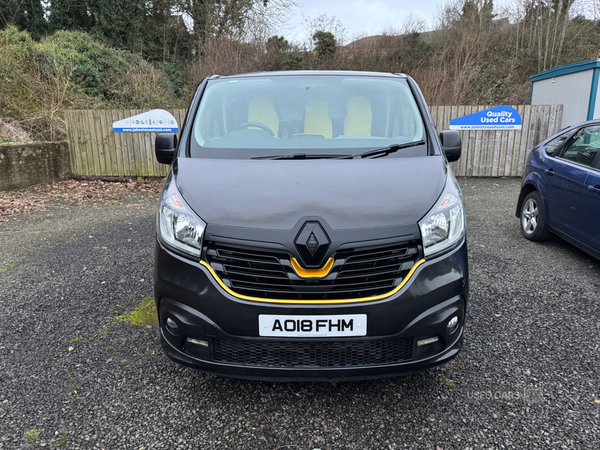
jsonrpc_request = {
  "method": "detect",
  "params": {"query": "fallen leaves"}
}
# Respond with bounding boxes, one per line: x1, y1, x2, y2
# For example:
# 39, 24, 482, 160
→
0, 179, 163, 220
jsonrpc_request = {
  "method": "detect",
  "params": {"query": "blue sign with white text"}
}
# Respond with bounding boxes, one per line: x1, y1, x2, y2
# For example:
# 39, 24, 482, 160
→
449, 106, 522, 130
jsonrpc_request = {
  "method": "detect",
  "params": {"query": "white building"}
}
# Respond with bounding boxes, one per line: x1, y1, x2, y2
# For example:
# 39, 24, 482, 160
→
530, 59, 600, 129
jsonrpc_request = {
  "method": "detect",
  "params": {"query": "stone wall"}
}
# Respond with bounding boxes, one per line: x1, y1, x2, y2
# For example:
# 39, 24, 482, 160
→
0, 142, 71, 191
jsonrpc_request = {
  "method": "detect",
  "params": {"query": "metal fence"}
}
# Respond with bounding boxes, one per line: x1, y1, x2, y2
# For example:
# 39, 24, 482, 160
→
65, 105, 563, 177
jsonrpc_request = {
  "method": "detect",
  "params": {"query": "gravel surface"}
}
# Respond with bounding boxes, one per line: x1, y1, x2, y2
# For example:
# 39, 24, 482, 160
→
0, 178, 599, 449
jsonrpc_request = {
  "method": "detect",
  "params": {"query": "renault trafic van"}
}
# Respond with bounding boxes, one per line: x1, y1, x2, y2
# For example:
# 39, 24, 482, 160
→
153, 71, 468, 381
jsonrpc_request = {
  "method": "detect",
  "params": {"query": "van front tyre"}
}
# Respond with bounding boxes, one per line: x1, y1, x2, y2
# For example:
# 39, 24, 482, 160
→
520, 191, 550, 241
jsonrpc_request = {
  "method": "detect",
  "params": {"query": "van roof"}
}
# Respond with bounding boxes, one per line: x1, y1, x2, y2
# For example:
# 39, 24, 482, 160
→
212, 70, 408, 79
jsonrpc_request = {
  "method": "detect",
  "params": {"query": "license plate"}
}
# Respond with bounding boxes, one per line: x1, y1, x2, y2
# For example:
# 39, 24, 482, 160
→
259, 314, 367, 337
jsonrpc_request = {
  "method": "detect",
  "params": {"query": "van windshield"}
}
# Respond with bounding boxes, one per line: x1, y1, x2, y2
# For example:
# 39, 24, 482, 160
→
190, 75, 427, 159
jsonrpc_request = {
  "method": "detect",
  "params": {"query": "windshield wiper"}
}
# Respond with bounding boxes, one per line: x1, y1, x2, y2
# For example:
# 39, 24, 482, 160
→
251, 141, 425, 160
336, 140, 426, 159
251, 153, 349, 160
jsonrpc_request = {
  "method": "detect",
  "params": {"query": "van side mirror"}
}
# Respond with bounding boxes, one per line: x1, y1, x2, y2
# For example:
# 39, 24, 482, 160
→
439, 130, 461, 162
155, 133, 177, 164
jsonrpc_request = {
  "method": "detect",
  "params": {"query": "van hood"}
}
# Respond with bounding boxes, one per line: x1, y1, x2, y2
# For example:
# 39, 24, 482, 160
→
175, 157, 447, 230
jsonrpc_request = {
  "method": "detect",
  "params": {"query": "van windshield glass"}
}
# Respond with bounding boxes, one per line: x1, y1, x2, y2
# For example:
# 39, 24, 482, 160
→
190, 75, 426, 159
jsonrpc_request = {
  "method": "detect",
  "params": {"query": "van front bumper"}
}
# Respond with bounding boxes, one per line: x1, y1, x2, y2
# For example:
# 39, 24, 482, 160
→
154, 239, 469, 381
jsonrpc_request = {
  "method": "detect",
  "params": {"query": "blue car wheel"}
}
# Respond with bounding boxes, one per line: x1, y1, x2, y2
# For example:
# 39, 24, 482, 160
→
520, 191, 550, 241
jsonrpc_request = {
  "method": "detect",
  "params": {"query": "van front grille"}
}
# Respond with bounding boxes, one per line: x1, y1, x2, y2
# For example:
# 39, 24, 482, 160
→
204, 239, 421, 301
212, 337, 414, 367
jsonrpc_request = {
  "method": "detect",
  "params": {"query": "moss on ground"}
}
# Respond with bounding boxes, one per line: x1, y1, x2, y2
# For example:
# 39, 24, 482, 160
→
24, 429, 41, 444
0, 263, 15, 274
114, 297, 158, 327
439, 376, 456, 387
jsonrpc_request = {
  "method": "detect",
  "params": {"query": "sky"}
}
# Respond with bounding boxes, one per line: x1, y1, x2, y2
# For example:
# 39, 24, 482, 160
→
278, 0, 445, 45
276, 0, 600, 45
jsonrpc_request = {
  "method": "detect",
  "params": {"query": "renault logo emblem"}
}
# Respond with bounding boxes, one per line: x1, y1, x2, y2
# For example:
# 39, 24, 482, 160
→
294, 222, 331, 268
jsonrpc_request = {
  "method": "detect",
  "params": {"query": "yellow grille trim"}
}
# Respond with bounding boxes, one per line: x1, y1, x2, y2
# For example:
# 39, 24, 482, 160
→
199, 258, 426, 305
290, 257, 334, 278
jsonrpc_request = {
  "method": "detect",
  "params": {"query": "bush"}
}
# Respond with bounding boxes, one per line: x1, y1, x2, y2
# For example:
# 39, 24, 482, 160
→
152, 61, 189, 98
0, 26, 47, 130
104, 63, 180, 109
0, 26, 188, 141
40, 31, 129, 98
0, 25, 35, 62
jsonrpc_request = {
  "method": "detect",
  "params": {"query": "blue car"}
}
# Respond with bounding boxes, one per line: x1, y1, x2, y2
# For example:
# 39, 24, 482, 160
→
516, 120, 600, 260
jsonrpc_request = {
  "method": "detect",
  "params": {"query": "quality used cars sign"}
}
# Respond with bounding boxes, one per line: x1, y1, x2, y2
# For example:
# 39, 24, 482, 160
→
449, 106, 522, 130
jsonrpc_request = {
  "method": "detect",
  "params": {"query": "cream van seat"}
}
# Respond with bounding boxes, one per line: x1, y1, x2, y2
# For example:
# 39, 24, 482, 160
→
304, 100, 332, 138
344, 96, 372, 136
247, 97, 279, 136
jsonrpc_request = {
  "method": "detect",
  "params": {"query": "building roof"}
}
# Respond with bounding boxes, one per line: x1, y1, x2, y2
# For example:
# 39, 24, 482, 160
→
530, 59, 600, 82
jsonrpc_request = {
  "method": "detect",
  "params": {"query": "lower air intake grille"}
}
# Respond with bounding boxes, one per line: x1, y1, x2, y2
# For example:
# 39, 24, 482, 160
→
211, 337, 414, 367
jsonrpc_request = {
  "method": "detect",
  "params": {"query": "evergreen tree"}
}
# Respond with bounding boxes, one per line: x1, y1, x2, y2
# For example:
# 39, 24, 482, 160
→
313, 31, 336, 59
1, 0, 47, 39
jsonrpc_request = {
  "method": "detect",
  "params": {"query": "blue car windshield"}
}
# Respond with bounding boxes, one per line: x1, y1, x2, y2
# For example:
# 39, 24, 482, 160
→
190, 75, 426, 159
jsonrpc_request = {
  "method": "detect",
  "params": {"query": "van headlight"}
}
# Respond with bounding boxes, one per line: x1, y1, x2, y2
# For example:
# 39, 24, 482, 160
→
157, 172, 206, 259
418, 170, 466, 258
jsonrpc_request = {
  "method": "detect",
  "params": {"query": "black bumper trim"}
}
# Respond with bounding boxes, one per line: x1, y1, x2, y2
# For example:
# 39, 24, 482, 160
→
160, 328, 463, 382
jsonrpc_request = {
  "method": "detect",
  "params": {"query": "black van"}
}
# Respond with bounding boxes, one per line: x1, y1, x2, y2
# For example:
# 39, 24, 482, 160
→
153, 71, 468, 381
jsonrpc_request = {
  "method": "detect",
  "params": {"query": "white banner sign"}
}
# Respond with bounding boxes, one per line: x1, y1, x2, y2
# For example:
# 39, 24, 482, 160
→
112, 109, 179, 133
